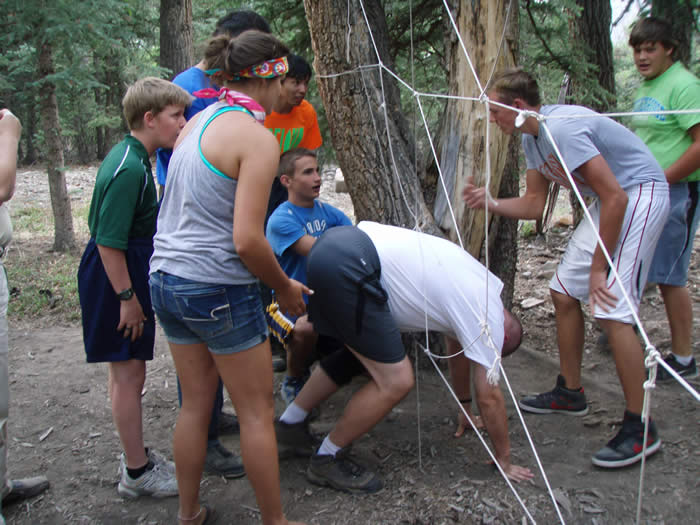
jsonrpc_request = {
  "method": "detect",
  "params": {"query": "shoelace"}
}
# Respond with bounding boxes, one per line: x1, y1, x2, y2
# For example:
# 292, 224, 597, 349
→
336, 453, 366, 477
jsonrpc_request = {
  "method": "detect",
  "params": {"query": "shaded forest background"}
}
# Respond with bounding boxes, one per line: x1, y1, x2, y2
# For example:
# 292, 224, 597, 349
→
0, 0, 698, 255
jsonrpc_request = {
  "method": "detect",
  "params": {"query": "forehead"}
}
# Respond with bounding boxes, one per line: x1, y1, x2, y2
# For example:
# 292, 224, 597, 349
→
634, 40, 662, 49
293, 155, 317, 171
283, 75, 310, 84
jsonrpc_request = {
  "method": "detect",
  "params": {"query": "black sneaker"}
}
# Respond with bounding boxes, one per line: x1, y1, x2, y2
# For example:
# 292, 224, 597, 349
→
307, 448, 383, 494
656, 354, 698, 383
275, 418, 320, 458
592, 416, 661, 468
519, 375, 589, 415
204, 441, 246, 479
217, 411, 240, 435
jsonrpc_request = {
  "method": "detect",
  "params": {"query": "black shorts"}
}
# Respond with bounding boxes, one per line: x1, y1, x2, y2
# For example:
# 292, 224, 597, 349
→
307, 226, 404, 364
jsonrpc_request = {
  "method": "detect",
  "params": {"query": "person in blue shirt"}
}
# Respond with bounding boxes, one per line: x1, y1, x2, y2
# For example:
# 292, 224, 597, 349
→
266, 148, 352, 406
154, 9, 272, 481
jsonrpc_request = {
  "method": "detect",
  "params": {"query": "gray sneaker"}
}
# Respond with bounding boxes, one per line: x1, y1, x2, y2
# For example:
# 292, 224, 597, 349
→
119, 450, 175, 478
307, 448, 383, 494
117, 462, 178, 499
204, 441, 246, 479
275, 418, 320, 458
147, 449, 175, 474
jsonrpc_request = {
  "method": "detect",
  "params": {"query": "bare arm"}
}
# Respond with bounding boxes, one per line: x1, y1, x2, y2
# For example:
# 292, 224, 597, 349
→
232, 125, 309, 317
463, 169, 549, 220
446, 337, 483, 435
96, 245, 146, 342
290, 234, 316, 257
665, 123, 700, 184
575, 154, 629, 314
472, 363, 534, 482
0, 109, 21, 204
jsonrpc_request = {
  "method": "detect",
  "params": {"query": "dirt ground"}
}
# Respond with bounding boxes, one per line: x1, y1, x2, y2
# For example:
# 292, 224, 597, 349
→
2, 166, 699, 524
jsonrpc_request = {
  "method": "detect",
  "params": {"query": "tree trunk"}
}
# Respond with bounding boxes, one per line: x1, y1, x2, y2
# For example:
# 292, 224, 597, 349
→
23, 97, 38, 165
434, 0, 519, 262
304, 0, 437, 232
37, 40, 76, 253
652, 1, 695, 66
566, 0, 615, 227
573, 0, 615, 112
160, 0, 194, 78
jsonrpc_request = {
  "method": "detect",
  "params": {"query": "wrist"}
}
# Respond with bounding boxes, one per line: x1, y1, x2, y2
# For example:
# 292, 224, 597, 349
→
117, 287, 134, 301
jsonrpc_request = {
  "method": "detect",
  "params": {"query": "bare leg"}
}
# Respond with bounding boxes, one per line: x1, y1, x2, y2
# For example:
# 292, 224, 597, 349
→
286, 315, 318, 378
328, 349, 413, 448
169, 342, 218, 522
659, 284, 693, 358
551, 290, 585, 390
213, 340, 288, 525
598, 319, 645, 414
294, 366, 340, 412
109, 360, 148, 468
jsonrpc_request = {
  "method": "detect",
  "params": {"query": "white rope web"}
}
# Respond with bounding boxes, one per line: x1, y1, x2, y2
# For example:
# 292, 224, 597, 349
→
320, 1, 700, 523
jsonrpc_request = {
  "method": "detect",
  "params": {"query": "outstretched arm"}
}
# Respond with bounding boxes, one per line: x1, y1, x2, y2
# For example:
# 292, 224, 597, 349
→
446, 337, 483, 435
463, 169, 549, 221
472, 363, 534, 482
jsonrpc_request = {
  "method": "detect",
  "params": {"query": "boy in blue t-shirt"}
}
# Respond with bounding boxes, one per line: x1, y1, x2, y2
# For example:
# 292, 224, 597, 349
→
266, 148, 352, 405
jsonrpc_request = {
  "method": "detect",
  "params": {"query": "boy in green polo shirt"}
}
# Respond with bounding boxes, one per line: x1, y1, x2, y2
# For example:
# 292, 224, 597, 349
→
78, 77, 190, 498
629, 17, 700, 381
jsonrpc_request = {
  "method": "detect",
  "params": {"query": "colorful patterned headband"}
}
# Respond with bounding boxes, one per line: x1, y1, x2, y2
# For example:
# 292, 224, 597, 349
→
205, 56, 288, 81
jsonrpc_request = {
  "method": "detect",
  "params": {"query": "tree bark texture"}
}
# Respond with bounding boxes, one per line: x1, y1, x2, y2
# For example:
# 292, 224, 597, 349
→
160, 0, 193, 78
573, 0, 616, 112
37, 40, 76, 253
652, 1, 695, 65
434, 0, 519, 259
304, 0, 439, 233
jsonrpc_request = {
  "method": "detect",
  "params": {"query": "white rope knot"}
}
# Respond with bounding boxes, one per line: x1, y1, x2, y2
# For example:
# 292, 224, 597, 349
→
478, 92, 489, 104
641, 346, 660, 423
486, 356, 501, 385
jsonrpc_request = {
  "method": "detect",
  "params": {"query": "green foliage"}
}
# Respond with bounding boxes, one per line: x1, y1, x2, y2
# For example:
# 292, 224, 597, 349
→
1, 0, 166, 164
519, 220, 537, 239
519, 0, 615, 110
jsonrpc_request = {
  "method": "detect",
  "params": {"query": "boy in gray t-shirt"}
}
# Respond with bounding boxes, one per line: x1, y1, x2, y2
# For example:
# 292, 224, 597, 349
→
463, 69, 669, 469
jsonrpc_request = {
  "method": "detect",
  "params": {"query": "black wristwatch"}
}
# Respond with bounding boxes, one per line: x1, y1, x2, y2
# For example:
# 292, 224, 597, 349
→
117, 287, 134, 301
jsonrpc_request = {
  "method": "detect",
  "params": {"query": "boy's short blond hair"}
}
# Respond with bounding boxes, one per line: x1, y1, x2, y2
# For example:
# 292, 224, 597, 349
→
122, 77, 191, 131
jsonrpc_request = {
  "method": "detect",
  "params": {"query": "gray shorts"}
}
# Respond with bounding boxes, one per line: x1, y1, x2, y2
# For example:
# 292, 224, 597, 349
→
306, 226, 405, 364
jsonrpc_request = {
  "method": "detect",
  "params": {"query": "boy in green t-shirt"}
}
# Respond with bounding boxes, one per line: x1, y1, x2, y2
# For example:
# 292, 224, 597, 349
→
629, 17, 700, 381
77, 77, 189, 498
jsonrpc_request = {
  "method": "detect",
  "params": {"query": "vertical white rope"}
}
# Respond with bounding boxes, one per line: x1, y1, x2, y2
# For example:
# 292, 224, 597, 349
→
423, 346, 538, 525
481, 0, 515, 95
499, 362, 567, 525
441, 0, 484, 94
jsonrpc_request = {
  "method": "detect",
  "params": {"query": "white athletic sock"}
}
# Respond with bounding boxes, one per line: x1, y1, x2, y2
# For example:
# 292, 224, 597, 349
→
279, 402, 308, 425
672, 353, 693, 366
317, 435, 342, 457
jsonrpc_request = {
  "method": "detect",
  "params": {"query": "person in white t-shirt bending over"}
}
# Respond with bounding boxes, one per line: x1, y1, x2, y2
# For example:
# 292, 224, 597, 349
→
275, 222, 533, 494
464, 69, 670, 469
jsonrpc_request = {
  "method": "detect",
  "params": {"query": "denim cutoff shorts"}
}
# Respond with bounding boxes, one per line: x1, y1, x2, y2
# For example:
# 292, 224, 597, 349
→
149, 271, 268, 354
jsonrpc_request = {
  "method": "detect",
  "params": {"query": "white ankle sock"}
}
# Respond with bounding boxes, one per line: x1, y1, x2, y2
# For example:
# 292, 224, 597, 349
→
317, 435, 342, 457
672, 353, 693, 366
279, 402, 308, 425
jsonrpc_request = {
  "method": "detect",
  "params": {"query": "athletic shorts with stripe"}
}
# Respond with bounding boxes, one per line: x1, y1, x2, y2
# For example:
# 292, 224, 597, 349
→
550, 182, 669, 324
